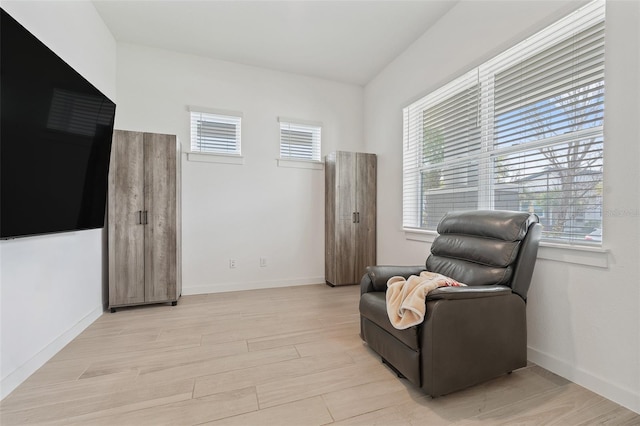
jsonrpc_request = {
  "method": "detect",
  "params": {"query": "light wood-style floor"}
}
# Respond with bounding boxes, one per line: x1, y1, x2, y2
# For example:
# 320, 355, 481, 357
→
1, 284, 638, 425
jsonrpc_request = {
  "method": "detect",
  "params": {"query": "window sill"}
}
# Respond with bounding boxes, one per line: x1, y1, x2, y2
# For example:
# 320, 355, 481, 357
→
403, 228, 609, 268
186, 152, 244, 165
277, 158, 324, 170
404, 228, 438, 243
537, 242, 608, 268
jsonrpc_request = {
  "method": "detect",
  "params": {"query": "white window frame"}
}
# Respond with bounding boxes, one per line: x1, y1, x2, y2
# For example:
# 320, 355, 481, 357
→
277, 117, 323, 170
402, 0, 606, 252
188, 106, 243, 164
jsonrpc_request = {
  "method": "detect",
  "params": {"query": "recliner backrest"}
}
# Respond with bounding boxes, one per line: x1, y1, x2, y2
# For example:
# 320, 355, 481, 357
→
426, 210, 540, 300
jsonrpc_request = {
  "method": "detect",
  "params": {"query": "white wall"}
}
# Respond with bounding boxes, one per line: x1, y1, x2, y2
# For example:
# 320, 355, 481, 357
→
0, 2, 117, 399
114, 43, 364, 294
364, 0, 639, 414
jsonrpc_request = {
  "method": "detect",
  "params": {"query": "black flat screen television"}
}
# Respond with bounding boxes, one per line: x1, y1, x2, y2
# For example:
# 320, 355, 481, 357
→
1, 8, 116, 239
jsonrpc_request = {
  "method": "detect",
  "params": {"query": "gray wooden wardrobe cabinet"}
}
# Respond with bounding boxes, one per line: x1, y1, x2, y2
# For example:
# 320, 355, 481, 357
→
325, 151, 376, 286
108, 130, 181, 312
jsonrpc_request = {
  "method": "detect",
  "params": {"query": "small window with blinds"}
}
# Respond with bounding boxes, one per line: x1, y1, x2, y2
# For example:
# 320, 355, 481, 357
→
279, 118, 322, 162
189, 109, 242, 156
403, 0, 605, 245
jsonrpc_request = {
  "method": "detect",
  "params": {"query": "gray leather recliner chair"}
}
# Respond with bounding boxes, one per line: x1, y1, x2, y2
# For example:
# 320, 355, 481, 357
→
359, 210, 541, 397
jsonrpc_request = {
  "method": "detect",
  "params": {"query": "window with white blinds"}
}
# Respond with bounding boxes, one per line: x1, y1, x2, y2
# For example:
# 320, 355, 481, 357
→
189, 109, 242, 155
278, 118, 322, 162
403, 0, 605, 245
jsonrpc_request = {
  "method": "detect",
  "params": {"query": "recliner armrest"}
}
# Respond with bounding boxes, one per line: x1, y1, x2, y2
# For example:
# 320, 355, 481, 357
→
360, 265, 426, 294
426, 285, 512, 300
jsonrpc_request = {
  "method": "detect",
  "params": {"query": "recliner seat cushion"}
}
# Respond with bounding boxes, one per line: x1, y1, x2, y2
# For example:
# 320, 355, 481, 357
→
359, 292, 420, 350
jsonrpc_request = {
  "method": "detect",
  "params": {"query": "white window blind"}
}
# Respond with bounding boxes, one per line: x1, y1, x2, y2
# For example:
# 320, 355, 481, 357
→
190, 109, 242, 155
403, 0, 605, 245
278, 118, 321, 162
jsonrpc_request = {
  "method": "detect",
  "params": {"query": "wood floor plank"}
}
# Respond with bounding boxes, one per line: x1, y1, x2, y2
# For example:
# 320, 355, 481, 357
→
1, 284, 637, 426
295, 334, 371, 358
322, 377, 428, 421
80, 339, 248, 379
201, 395, 333, 426
193, 352, 355, 398
15, 358, 92, 391
458, 381, 636, 425
329, 406, 415, 426
135, 346, 300, 386
48, 393, 192, 426
1, 370, 139, 410
0, 378, 195, 425
256, 362, 394, 409
64, 386, 258, 426
51, 332, 202, 362
247, 322, 358, 352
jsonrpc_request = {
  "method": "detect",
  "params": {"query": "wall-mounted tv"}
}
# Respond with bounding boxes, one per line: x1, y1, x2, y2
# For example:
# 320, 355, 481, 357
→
1, 8, 116, 239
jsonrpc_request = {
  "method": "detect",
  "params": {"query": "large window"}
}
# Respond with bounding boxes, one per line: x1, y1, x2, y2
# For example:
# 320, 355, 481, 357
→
403, 0, 605, 245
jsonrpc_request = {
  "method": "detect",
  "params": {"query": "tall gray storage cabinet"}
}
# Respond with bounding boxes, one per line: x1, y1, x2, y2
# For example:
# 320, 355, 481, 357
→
325, 151, 376, 286
108, 130, 182, 312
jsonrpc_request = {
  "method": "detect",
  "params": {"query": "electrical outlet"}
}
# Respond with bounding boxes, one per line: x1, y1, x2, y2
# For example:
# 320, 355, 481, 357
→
260, 257, 267, 267
229, 259, 237, 269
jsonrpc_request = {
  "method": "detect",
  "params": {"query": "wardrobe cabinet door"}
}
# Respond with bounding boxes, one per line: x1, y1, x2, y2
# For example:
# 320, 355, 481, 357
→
143, 133, 177, 303
354, 153, 377, 283
108, 130, 145, 306
334, 151, 358, 285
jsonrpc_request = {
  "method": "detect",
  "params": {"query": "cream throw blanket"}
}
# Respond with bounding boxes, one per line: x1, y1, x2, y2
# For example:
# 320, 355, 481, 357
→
386, 271, 466, 330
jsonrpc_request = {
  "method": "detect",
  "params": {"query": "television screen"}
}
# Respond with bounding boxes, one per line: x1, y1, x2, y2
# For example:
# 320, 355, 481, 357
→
1, 8, 116, 239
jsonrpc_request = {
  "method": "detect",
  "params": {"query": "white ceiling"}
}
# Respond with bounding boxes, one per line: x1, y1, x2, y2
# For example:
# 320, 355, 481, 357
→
92, 1, 456, 86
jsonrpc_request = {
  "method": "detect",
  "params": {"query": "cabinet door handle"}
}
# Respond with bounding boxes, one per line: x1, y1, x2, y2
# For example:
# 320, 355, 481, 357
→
352, 212, 357, 223
357, 212, 360, 223
137, 210, 143, 225
144, 210, 148, 225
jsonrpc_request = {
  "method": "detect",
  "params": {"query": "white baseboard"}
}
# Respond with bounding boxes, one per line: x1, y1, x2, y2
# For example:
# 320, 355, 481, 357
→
528, 346, 640, 414
182, 277, 326, 295
0, 305, 103, 401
